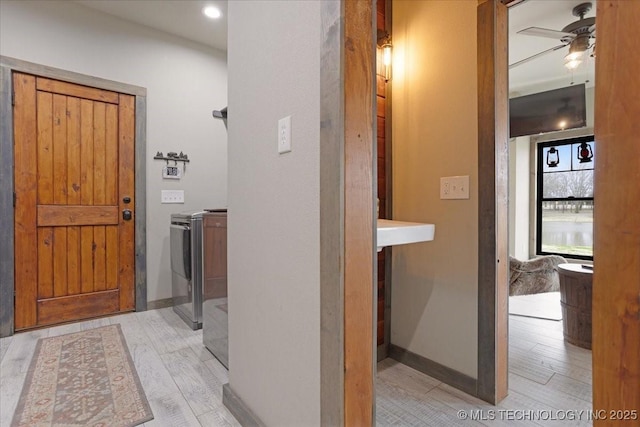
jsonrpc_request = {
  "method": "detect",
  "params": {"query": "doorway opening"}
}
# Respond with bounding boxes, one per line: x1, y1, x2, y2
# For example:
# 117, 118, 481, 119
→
507, 0, 594, 409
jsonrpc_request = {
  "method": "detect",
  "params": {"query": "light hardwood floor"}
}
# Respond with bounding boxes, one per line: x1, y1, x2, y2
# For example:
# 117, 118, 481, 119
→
0, 308, 240, 427
378, 313, 593, 426
0, 308, 592, 426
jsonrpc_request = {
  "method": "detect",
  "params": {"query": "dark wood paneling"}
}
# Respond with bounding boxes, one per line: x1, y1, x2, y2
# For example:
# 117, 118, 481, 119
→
592, 0, 640, 421
377, 116, 385, 144
376, 96, 385, 118
376, 0, 390, 353
376, 75, 386, 97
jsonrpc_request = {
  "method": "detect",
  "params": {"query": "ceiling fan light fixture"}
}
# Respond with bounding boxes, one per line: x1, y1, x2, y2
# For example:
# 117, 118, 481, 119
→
564, 37, 589, 70
564, 56, 582, 70
565, 50, 584, 62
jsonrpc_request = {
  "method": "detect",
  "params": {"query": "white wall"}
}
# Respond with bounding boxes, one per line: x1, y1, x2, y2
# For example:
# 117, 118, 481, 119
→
509, 136, 531, 260
0, 0, 227, 302
391, 0, 478, 378
226, 1, 321, 425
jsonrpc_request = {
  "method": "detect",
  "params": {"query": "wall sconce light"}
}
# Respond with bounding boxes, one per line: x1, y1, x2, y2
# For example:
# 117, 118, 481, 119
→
577, 141, 593, 163
546, 147, 560, 167
377, 30, 393, 82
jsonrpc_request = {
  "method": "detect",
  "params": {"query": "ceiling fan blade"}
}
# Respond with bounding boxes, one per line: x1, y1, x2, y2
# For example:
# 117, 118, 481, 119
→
518, 26, 576, 40
509, 44, 567, 69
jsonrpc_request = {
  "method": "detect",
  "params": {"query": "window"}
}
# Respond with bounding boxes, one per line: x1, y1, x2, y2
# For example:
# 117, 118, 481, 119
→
536, 136, 595, 260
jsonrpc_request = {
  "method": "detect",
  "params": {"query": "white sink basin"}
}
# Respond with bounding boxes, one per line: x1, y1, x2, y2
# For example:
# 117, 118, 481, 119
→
377, 219, 435, 252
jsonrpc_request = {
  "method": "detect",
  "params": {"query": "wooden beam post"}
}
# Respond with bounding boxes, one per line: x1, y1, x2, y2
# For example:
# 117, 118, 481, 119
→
477, 0, 509, 404
344, 0, 376, 424
593, 0, 640, 421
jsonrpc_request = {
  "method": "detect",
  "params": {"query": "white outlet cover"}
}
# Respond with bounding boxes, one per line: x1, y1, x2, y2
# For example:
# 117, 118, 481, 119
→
440, 176, 470, 200
161, 190, 185, 203
278, 115, 292, 154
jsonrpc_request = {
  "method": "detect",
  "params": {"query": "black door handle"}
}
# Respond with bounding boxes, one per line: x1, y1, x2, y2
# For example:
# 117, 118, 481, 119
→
123, 209, 132, 221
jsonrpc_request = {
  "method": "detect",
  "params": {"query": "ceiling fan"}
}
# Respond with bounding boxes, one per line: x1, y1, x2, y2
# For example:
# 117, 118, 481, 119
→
510, 2, 596, 70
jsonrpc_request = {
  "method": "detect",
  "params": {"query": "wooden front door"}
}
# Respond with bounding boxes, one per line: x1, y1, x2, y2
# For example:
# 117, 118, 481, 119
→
13, 72, 135, 330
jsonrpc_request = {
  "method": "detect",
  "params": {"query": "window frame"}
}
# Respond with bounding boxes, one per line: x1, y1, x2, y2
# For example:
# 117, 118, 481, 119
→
535, 135, 595, 261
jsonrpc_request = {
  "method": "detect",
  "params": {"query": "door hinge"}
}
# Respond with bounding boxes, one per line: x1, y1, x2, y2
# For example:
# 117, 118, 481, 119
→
11, 90, 15, 106
13, 192, 16, 207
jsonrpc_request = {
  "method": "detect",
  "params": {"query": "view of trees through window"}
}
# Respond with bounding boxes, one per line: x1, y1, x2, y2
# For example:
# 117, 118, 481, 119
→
536, 136, 595, 259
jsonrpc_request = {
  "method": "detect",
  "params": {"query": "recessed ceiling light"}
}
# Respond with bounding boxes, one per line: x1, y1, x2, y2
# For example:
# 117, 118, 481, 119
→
203, 6, 221, 19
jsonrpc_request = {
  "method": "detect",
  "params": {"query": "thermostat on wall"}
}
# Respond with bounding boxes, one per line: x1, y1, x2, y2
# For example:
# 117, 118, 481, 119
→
162, 166, 182, 179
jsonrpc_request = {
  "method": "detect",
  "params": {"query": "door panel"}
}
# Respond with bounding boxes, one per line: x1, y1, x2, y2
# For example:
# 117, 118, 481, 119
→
118, 94, 136, 310
14, 74, 38, 329
13, 72, 135, 330
37, 205, 119, 226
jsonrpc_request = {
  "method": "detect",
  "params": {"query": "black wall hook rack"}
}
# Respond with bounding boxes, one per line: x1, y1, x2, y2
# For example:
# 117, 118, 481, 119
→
154, 151, 190, 165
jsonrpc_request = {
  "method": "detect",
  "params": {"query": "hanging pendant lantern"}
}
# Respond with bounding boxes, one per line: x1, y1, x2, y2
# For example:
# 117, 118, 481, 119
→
546, 147, 560, 167
577, 141, 593, 163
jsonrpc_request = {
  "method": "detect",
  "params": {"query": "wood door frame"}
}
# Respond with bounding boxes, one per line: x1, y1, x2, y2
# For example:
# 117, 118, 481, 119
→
592, 0, 640, 418
479, 0, 640, 410
477, 0, 509, 404
331, 0, 513, 413
319, 1, 376, 424
0, 56, 147, 338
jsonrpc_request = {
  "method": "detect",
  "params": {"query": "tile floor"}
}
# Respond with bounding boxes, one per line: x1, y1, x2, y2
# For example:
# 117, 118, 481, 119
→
0, 307, 592, 426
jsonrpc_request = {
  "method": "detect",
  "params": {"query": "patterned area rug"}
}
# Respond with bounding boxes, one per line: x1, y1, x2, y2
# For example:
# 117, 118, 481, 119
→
11, 324, 153, 427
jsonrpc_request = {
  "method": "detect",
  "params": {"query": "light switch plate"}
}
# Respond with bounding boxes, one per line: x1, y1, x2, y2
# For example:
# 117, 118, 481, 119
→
161, 190, 184, 203
440, 176, 470, 200
278, 115, 292, 154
